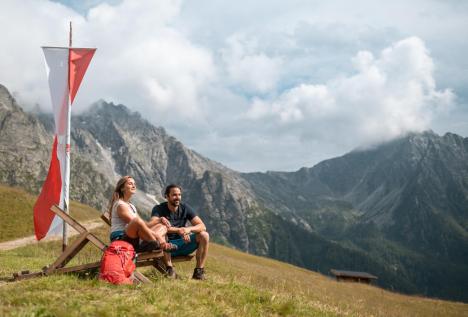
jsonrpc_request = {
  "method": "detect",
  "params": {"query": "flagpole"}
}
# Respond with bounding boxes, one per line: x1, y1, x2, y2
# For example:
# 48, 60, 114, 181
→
62, 21, 73, 251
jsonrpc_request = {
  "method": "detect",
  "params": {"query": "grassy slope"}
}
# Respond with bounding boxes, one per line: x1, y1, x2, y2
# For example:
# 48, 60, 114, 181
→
0, 184, 100, 242
0, 186, 467, 316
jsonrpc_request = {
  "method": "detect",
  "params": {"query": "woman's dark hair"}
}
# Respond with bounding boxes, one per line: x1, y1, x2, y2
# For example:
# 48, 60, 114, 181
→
164, 184, 182, 197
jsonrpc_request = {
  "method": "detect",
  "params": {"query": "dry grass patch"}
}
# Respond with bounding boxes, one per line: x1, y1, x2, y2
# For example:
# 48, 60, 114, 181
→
0, 184, 100, 242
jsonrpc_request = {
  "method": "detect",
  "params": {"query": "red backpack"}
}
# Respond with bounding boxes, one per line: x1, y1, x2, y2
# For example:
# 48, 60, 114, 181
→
99, 240, 136, 285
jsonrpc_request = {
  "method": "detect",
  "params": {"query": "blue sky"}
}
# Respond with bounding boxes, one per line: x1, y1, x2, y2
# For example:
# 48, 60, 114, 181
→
1, 0, 467, 172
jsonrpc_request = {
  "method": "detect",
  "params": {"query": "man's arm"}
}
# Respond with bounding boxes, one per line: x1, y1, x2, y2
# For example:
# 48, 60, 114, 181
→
173, 216, 206, 242
148, 205, 170, 228
186, 216, 206, 233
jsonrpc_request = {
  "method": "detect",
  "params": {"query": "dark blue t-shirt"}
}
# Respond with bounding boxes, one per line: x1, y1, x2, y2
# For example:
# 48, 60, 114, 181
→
151, 202, 197, 240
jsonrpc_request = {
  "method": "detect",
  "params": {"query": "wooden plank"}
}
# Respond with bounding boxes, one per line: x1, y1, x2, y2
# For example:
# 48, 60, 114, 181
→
51, 205, 107, 251
136, 259, 161, 268
135, 251, 164, 270
51, 205, 87, 234
173, 255, 194, 262
152, 258, 167, 274
86, 233, 107, 251
53, 261, 101, 274
101, 211, 111, 226
12, 271, 44, 281
135, 253, 193, 264
133, 271, 151, 284
45, 232, 89, 274
137, 251, 164, 261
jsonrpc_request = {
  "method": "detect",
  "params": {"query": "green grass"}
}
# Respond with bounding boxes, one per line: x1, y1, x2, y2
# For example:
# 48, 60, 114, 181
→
0, 185, 467, 316
0, 184, 101, 242
1, 226, 467, 317
0, 226, 328, 317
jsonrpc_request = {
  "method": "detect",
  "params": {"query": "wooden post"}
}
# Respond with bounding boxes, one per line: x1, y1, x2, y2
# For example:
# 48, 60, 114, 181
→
63, 21, 73, 251
69, 21, 72, 47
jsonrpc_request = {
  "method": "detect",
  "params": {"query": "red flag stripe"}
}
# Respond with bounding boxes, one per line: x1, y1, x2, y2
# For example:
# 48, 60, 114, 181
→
33, 136, 62, 240
69, 48, 96, 104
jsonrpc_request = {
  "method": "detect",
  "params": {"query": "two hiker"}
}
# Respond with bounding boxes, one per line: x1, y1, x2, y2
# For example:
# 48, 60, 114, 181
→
108, 176, 209, 280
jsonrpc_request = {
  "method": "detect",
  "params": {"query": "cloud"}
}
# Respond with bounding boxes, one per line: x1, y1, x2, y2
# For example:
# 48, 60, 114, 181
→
0, 0, 466, 172
245, 37, 454, 147
0, 0, 215, 122
0, 0, 81, 107
221, 34, 283, 94
79, 0, 216, 122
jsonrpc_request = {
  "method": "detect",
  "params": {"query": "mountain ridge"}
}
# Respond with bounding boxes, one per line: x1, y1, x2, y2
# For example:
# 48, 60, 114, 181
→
0, 83, 466, 301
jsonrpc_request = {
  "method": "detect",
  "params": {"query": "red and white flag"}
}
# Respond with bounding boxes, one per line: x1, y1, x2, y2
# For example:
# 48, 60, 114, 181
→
33, 47, 95, 240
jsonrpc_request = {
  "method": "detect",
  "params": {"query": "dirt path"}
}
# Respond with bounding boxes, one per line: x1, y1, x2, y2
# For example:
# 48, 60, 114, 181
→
0, 220, 105, 251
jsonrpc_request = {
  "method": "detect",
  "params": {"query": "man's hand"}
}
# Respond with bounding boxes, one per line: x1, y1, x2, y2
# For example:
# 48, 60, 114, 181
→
177, 227, 191, 243
161, 217, 171, 228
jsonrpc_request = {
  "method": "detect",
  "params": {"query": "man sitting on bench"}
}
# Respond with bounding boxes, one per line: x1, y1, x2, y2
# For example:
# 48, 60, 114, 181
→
149, 184, 209, 280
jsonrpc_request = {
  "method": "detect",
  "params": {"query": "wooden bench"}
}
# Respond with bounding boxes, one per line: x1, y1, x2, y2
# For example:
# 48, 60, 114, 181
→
100, 210, 194, 272
12, 205, 192, 282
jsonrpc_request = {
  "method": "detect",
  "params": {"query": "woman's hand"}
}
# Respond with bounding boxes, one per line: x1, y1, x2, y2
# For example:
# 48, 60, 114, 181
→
161, 217, 171, 228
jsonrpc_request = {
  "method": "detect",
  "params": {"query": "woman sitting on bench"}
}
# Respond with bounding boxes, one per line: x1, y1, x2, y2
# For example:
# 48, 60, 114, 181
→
108, 175, 176, 252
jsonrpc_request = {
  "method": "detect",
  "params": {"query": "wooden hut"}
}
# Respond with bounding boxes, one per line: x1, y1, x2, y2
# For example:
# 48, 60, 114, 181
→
330, 269, 377, 284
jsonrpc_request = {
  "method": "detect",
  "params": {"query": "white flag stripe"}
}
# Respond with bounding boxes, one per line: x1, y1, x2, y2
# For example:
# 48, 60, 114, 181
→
42, 47, 70, 236
42, 48, 69, 136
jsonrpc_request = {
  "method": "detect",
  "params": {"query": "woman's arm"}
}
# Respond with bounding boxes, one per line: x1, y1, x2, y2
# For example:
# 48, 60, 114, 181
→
116, 203, 136, 224
147, 216, 170, 228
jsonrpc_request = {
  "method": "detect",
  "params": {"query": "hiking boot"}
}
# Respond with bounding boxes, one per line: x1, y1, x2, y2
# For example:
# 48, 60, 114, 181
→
161, 242, 178, 253
166, 266, 177, 279
192, 267, 205, 280
137, 240, 160, 253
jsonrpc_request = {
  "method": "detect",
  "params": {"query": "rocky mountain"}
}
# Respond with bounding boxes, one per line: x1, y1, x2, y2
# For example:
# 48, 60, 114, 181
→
1, 84, 466, 301
0, 85, 51, 193
243, 131, 468, 301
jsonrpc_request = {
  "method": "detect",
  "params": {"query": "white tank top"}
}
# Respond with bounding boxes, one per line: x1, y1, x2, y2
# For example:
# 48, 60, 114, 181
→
110, 200, 138, 233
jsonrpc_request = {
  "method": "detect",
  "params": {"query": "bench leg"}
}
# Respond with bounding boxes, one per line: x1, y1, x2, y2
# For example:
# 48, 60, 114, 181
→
45, 232, 90, 274
152, 258, 167, 274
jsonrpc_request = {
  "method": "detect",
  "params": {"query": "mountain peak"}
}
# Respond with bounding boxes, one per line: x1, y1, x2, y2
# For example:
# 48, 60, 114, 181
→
0, 84, 19, 112
81, 100, 167, 137
87, 100, 135, 118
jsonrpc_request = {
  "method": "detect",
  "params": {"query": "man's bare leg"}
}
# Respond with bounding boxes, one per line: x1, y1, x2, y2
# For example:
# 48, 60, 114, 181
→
195, 231, 210, 268
163, 252, 173, 268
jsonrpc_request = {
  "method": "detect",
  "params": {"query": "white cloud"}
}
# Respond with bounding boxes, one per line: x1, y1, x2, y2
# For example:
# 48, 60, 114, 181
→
0, 0, 466, 172
0, 0, 81, 108
0, 0, 215, 122
246, 37, 454, 148
80, 0, 216, 121
247, 84, 334, 123
221, 35, 283, 94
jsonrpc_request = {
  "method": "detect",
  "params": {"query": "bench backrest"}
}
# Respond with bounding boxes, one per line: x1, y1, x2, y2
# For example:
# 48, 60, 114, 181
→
101, 211, 111, 226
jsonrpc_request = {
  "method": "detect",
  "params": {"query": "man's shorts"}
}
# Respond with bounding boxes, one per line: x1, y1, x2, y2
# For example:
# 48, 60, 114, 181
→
169, 233, 198, 257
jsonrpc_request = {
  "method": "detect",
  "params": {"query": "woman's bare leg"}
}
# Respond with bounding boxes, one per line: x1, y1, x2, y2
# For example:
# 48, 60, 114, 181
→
125, 217, 157, 241
149, 223, 168, 245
